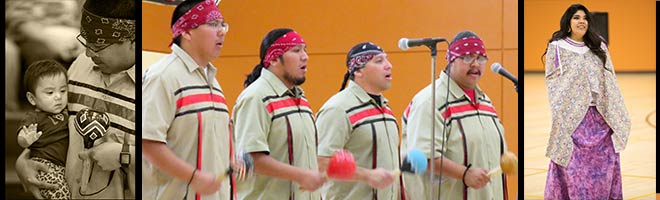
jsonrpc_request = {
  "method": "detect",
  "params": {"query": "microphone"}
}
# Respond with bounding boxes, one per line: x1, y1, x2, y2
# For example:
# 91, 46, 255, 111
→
398, 37, 446, 50
490, 63, 518, 85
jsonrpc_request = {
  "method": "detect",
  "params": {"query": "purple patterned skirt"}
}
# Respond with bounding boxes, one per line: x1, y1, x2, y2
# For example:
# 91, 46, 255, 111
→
544, 106, 622, 200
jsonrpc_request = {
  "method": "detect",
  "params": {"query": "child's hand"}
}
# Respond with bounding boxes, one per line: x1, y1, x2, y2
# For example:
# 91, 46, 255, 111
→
25, 124, 43, 140
18, 124, 43, 148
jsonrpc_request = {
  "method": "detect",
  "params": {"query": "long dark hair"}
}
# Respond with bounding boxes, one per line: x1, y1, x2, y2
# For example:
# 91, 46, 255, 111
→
243, 28, 294, 87
339, 43, 361, 91
542, 4, 607, 67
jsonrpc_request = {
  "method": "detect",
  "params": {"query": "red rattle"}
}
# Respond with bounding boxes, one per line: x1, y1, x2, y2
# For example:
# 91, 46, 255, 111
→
326, 149, 357, 180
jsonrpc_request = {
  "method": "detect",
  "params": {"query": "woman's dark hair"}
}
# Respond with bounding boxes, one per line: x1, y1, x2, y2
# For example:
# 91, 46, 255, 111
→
243, 28, 294, 87
542, 4, 607, 67
170, 0, 206, 46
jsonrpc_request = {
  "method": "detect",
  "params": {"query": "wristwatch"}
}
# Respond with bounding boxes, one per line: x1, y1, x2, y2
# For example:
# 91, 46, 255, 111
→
120, 152, 130, 165
120, 142, 130, 165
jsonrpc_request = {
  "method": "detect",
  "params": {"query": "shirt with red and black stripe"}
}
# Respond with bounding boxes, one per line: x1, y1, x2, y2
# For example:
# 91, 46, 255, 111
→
233, 68, 320, 200
316, 80, 401, 200
403, 71, 507, 200
142, 44, 232, 200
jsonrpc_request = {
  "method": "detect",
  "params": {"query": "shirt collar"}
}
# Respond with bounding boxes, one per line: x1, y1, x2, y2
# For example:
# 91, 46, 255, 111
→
347, 80, 388, 106
126, 65, 136, 83
554, 39, 589, 54
260, 68, 304, 97
49, 108, 68, 121
97, 64, 135, 85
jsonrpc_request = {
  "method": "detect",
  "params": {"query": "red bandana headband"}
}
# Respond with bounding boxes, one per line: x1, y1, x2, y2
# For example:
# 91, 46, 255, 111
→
263, 31, 305, 68
171, 0, 223, 39
446, 36, 487, 62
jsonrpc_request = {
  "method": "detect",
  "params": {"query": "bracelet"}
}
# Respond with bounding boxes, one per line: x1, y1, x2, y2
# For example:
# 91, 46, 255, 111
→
188, 169, 197, 185
462, 164, 472, 187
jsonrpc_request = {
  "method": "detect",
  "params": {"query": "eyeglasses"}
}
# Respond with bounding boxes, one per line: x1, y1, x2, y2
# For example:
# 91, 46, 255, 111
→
204, 20, 229, 33
76, 34, 112, 56
458, 54, 488, 65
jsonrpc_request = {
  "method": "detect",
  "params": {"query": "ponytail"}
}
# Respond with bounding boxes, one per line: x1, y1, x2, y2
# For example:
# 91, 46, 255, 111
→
339, 71, 350, 91
243, 64, 264, 88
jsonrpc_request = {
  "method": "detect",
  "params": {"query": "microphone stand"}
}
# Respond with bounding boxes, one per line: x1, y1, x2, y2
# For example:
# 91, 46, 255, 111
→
423, 43, 441, 200
425, 41, 450, 200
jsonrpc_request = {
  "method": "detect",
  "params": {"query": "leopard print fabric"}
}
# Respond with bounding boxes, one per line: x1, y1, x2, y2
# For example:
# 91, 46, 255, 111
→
32, 157, 70, 199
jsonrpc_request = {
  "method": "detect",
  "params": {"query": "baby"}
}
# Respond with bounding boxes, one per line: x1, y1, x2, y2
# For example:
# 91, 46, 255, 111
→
17, 59, 70, 199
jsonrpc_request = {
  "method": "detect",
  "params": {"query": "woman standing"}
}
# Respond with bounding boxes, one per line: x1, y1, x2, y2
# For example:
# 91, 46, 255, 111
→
542, 4, 630, 199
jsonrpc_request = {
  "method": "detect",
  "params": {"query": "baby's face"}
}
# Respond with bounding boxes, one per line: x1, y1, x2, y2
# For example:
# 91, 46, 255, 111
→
31, 73, 68, 114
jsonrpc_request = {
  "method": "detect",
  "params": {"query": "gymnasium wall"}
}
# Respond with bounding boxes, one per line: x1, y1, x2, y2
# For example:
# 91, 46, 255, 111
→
143, 0, 519, 197
524, 0, 656, 72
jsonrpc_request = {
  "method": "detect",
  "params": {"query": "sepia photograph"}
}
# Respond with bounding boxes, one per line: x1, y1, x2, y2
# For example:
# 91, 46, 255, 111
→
5, 0, 136, 199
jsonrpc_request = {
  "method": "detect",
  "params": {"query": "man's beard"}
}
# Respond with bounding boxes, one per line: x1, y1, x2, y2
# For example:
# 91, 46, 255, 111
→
285, 74, 306, 86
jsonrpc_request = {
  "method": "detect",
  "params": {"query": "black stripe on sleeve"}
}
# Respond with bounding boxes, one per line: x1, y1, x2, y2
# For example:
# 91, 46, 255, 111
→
175, 107, 229, 118
173, 85, 223, 96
